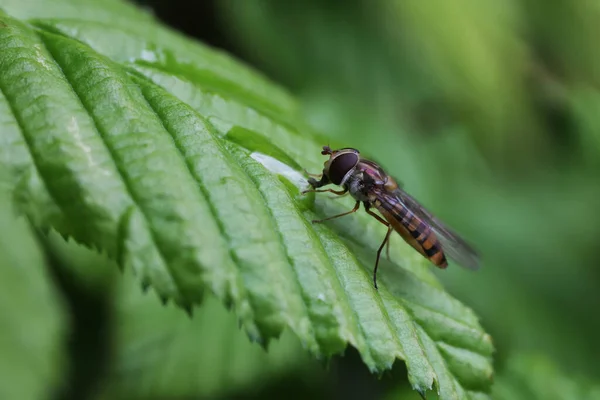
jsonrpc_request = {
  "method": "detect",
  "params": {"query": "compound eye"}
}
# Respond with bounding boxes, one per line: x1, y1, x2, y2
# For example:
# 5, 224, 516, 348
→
329, 153, 359, 185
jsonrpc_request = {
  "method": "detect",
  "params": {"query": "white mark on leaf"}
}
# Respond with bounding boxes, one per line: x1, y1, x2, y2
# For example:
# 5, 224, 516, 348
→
139, 49, 158, 63
67, 116, 107, 176
250, 152, 305, 189
33, 44, 55, 71
207, 116, 233, 136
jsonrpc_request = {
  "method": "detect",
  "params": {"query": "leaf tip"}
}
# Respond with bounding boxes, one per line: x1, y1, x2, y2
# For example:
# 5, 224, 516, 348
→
183, 303, 194, 318
483, 332, 495, 350
140, 280, 151, 293
159, 295, 169, 306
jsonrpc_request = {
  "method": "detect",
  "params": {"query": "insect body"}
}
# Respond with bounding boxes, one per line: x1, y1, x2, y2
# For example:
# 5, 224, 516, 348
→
303, 146, 480, 289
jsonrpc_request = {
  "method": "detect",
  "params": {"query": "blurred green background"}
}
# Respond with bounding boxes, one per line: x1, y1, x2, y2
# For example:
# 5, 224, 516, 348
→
4, 0, 600, 398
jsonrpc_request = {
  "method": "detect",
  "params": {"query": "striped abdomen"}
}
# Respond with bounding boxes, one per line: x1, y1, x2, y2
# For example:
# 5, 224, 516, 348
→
373, 197, 448, 268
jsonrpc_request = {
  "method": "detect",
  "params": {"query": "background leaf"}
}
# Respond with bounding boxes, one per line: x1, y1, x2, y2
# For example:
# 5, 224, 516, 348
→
0, 188, 66, 400
493, 354, 600, 400
0, 0, 493, 398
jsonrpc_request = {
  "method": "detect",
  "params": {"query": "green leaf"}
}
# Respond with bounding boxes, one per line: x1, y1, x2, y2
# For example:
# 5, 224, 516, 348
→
493, 354, 600, 400
0, 2, 494, 397
0, 188, 66, 400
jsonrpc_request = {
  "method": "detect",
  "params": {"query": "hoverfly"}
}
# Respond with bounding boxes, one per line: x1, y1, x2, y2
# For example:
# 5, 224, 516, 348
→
302, 146, 480, 289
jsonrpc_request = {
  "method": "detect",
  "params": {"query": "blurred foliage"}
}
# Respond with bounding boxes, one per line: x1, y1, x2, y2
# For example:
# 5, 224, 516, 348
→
0, 188, 66, 400
493, 354, 600, 400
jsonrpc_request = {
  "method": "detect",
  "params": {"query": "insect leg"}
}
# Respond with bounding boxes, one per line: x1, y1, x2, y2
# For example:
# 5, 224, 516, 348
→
364, 207, 388, 226
385, 238, 391, 261
373, 225, 393, 290
302, 188, 348, 196
328, 191, 349, 200
303, 169, 322, 178
311, 201, 359, 224
364, 205, 392, 289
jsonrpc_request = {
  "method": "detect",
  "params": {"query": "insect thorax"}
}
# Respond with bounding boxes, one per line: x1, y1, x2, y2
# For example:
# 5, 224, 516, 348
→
344, 170, 373, 202
343, 160, 391, 203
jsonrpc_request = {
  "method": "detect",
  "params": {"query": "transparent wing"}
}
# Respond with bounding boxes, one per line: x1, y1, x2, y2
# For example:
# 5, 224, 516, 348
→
391, 187, 481, 270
